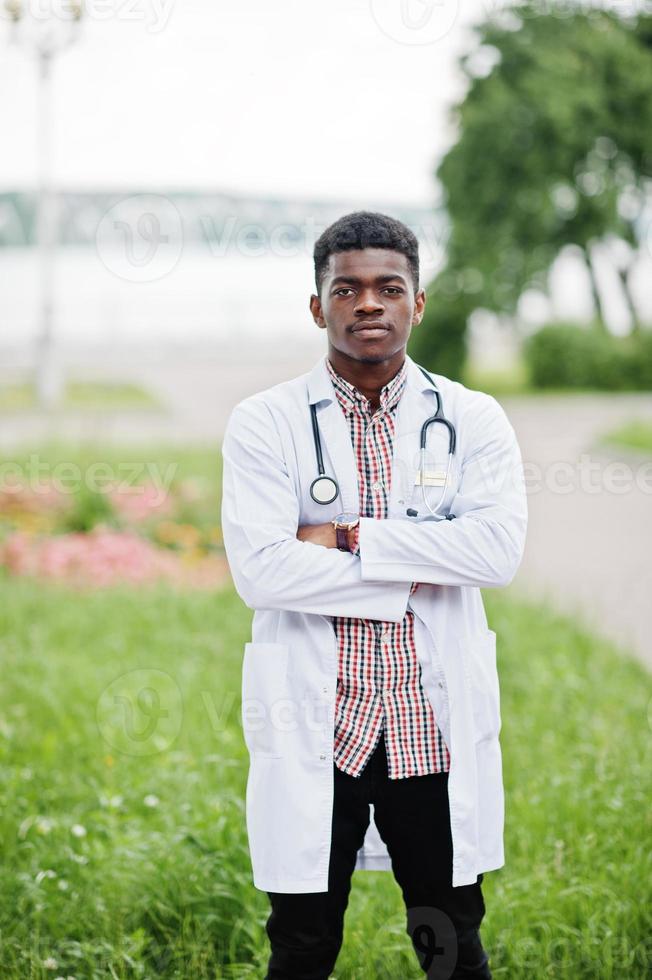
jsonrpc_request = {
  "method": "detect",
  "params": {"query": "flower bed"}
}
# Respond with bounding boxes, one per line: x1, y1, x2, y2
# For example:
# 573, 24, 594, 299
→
0, 475, 228, 591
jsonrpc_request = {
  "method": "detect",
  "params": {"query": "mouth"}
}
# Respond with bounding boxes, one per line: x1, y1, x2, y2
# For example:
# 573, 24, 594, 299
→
351, 322, 391, 339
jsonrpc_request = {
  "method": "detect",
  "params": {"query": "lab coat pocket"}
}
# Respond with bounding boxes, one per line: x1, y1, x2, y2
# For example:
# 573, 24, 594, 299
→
462, 629, 501, 743
241, 642, 290, 759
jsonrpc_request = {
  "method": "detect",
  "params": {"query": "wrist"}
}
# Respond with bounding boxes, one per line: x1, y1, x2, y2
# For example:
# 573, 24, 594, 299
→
348, 522, 360, 555
331, 513, 360, 552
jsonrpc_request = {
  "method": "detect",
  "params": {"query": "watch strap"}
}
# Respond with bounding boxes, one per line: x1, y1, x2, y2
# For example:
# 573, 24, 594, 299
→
335, 525, 350, 551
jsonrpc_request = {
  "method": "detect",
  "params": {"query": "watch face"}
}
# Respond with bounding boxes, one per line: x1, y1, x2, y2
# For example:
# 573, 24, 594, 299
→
335, 512, 359, 525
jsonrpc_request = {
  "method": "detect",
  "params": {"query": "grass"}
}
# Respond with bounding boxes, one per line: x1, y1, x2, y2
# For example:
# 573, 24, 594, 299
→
462, 361, 532, 397
462, 361, 652, 400
0, 380, 161, 412
599, 420, 652, 454
3, 440, 224, 534
0, 577, 650, 978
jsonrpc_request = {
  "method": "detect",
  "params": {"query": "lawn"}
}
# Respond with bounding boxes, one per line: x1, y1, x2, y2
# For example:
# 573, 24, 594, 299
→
599, 420, 652, 454
0, 576, 650, 979
0, 380, 161, 412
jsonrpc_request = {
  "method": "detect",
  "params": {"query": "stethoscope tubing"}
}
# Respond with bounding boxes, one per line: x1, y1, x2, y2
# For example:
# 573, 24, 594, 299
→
310, 363, 456, 518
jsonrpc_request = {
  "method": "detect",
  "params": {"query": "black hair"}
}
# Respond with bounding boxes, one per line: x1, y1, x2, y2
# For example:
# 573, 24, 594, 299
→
313, 211, 420, 294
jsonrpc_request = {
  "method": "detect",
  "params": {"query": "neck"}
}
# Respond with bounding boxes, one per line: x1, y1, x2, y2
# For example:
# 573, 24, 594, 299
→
327, 345, 406, 409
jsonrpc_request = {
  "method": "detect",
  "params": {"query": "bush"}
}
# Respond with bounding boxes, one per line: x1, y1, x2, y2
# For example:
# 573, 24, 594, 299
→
407, 289, 471, 381
524, 323, 652, 390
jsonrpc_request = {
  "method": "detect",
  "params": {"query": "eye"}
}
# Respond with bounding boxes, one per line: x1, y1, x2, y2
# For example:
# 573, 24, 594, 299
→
383, 287, 404, 295
334, 287, 355, 296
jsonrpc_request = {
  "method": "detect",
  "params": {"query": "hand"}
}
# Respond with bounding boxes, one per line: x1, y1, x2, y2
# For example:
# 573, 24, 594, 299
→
296, 522, 338, 548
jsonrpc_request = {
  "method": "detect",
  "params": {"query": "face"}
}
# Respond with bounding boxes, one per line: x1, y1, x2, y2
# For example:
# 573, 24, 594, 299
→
309, 249, 426, 364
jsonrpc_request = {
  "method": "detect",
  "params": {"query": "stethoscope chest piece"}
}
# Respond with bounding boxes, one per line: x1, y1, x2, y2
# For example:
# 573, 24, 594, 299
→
310, 475, 339, 505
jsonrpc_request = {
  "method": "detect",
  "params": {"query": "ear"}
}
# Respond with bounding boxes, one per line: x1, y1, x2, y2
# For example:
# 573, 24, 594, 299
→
310, 293, 326, 329
411, 288, 426, 326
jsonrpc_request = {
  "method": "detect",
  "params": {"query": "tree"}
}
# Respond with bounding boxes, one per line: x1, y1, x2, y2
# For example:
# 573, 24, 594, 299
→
415, 2, 652, 375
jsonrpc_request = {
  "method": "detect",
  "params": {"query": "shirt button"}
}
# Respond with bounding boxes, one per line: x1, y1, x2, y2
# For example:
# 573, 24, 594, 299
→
381, 630, 391, 642
371, 481, 382, 491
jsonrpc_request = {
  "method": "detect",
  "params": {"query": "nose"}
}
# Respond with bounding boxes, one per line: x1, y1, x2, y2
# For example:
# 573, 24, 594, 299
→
354, 289, 384, 316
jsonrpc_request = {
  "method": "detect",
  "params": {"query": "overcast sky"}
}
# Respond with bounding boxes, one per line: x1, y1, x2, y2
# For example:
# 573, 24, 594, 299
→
0, 0, 501, 205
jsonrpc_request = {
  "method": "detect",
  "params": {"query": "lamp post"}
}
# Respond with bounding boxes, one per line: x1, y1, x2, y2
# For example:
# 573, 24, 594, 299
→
5, 0, 83, 410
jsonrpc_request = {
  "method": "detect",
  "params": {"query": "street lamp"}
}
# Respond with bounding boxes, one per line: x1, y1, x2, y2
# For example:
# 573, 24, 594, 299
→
4, 0, 84, 410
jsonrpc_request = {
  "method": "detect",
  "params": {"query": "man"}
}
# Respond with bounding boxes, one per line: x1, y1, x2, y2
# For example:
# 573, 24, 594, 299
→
221, 212, 528, 979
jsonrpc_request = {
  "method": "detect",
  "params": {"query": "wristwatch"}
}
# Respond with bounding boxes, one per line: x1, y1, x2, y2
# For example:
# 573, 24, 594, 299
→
332, 512, 360, 552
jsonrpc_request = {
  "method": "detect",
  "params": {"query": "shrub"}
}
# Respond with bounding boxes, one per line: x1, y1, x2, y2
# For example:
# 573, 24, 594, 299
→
524, 323, 652, 390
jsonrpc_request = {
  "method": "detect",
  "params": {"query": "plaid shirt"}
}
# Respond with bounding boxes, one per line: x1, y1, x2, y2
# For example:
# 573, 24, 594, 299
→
326, 357, 450, 779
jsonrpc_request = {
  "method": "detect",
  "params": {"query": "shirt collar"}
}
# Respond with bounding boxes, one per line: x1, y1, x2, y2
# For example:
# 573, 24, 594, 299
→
325, 356, 408, 417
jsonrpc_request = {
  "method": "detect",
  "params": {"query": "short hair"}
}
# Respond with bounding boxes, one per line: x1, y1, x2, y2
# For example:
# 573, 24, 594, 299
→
313, 211, 420, 294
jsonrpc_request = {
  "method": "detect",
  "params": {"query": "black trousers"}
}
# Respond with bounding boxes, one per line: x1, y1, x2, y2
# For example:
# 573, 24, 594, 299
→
264, 731, 492, 979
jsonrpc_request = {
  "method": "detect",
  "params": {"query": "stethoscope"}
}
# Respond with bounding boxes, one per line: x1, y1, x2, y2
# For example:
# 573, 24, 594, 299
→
309, 364, 457, 519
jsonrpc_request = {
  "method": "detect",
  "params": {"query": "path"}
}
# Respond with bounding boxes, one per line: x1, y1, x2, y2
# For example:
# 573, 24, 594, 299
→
2, 345, 651, 669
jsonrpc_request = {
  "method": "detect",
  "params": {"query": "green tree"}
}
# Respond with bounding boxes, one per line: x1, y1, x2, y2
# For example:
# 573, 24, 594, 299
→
416, 3, 652, 375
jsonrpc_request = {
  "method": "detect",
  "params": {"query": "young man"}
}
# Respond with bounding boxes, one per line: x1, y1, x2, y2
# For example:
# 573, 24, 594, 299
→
221, 212, 528, 978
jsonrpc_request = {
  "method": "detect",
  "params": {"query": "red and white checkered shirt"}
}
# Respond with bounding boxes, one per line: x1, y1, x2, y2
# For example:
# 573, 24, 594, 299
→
326, 357, 450, 779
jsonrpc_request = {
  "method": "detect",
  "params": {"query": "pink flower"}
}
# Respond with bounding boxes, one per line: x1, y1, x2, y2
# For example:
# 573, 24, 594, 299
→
0, 529, 229, 591
107, 482, 174, 524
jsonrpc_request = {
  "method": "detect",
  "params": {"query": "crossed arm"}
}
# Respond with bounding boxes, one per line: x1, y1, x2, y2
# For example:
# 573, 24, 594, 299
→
221, 393, 528, 622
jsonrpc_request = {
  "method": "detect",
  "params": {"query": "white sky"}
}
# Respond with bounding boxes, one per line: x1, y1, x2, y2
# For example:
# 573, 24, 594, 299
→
0, 0, 495, 205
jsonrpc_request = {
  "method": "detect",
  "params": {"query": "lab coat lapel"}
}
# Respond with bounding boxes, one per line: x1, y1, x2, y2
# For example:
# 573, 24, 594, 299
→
306, 355, 360, 514
388, 355, 440, 515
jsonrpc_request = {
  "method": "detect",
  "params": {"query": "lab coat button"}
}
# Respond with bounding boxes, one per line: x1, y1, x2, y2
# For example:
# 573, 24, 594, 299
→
322, 686, 328, 694
319, 754, 326, 760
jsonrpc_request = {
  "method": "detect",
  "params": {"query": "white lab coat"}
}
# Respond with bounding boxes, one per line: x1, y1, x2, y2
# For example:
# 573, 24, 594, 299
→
221, 352, 528, 893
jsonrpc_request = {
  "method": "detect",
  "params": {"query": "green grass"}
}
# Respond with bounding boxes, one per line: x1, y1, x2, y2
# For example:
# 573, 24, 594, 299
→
3, 440, 224, 533
462, 360, 532, 397
0, 380, 160, 412
599, 420, 652, 454
0, 577, 650, 978
462, 360, 652, 400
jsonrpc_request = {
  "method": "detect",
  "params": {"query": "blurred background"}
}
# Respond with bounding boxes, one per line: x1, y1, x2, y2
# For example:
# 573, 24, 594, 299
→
1, 2, 651, 977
